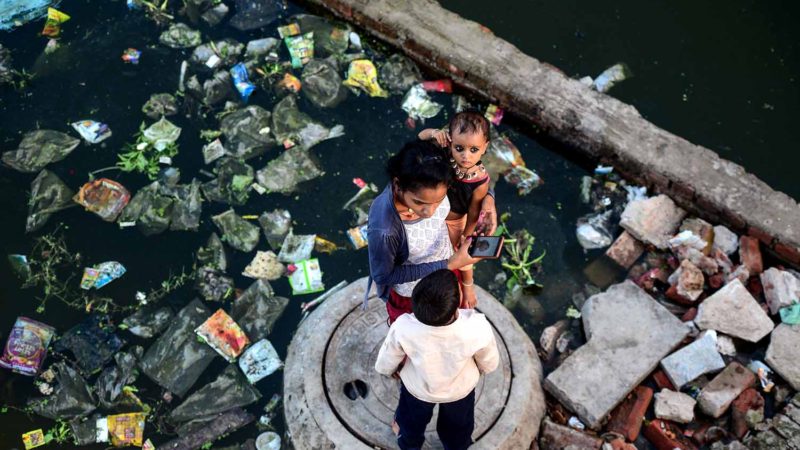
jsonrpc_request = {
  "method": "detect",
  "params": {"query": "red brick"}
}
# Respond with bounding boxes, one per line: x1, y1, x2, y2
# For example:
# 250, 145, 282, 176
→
652, 370, 676, 391
606, 231, 646, 269
606, 386, 654, 441
681, 307, 698, 322
666, 284, 694, 306
730, 388, 764, 439
643, 420, 698, 450
739, 236, 764, 275
774, 242, 800, 266
746, 276, 763, 298
720, 208, 747, 232
670, 182, 696, 204
647, 172, 671, 195
747, 226, 774, 246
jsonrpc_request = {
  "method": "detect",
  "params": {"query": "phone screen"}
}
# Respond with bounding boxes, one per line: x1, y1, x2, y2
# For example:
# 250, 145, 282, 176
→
468, 236, 504, 259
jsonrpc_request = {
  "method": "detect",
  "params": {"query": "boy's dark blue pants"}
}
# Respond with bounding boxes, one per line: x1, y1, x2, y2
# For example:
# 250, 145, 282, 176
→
395, 383, 475, 450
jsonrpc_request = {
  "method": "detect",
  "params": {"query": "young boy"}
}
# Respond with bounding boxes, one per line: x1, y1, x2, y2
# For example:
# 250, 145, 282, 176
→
375, 269, 499, 450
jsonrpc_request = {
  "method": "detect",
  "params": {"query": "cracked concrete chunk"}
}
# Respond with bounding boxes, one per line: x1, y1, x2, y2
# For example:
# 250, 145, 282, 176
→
539, 419, 602, 450
695, 279, 774, 343
544, 281, 689, 429
713, 225, 739, 255
765, 324, 800, 391
654, 389, 696, 424
660, 330, 725, 388
697, 362, 756, 418
620, 195, 687, 249
605, 231, 645, 269
760, 267, 800, 315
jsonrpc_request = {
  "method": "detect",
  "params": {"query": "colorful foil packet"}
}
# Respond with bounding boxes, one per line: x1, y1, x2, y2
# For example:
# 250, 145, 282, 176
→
41, 8, 70, 39
284, 32, 313, 68
195, 309, 250, 362
0, 317, 55, 376
107, 412, 146, 447
343, 60, 388, 97
288, 258, 325, 295
347, 224, 368, 250
230, 63, 256, 102
22, 429, 46, 449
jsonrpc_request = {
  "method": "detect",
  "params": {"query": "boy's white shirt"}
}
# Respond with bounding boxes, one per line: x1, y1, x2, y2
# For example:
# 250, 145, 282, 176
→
374, 309, 500, 403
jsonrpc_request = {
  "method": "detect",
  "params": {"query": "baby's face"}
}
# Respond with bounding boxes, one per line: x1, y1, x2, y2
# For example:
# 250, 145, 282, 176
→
449, 130, 488, 169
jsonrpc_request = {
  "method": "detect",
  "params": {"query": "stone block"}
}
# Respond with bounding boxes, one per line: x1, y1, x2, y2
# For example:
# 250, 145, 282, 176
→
713, 225, 738, 256
654, 389, 696, 424
544, 281, 688, 429
539, 320, 569, 360
772, 413, 800, 446
538, 418, 602, 450
605, 231, 645, 269
760, 267, 800, 315
620, 195, 687, 249
660, 331, 725, 388
765, 324, 800, 391
694, 279, 774, 343
738, 235, 763, 275
697, 362, 756, 418
642, 419, 698, 450
606, 385, 653, 441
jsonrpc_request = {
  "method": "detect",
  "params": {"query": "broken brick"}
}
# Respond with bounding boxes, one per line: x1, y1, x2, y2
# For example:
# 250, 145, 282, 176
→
652, 369, 676, 391
606, 231, 646, 269
730, 388, 764, 439
643, 419, 698, 450
606, 386, 653, 441
739, 236, 763, 275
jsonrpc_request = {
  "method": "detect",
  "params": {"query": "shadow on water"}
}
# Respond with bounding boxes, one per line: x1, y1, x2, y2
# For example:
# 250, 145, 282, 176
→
0, 0, 627, 447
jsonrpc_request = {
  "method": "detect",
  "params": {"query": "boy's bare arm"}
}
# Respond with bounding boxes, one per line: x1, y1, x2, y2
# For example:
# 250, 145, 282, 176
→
474, 330, 500, 374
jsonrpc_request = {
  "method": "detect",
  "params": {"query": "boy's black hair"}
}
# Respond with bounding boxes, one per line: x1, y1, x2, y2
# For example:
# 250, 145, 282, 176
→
412, 269, 460, 326
449, 110, 490, 142
387, 140, 452, 193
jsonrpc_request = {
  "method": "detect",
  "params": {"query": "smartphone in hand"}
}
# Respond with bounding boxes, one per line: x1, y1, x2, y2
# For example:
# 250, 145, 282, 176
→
468, 236, 504, 259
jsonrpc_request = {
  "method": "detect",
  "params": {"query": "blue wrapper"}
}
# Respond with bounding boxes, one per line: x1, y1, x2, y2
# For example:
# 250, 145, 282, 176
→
230, 63, 256, 102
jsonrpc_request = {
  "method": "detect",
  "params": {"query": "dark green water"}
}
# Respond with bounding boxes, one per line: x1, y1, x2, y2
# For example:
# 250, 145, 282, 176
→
0, 1, 604, 447
442, 0, 800, 201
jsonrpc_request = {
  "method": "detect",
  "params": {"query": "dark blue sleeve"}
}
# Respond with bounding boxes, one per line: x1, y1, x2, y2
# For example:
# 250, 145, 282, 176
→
368, 229, 448, 286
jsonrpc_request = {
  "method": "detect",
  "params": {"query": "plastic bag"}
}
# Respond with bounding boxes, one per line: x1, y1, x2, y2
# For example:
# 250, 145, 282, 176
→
301, 59, 347, 108
0, 317, 55, 376
142, 93, 179, 119
169, 364, 261, 423
504, 165, 542, 195
195, 234, 235, 302
167, 178, 203, 231
55, 315, 124, 375
212, 209, 260, 252
278, 231, 315, 263
256, 432, 281, 450
271, 95, 344, 149
122, 306, 173, 338
245, 37, 280, 61
343, 59, 388, 97
243, 251, 285, 280
197, 232, 228, 271
202, 139, 229, 165
220, 105, 275, 160
95, 348, 142, 409
229, 0, 284, 31
143, 117, 181, 151
160, 408, 254, 450
28, 362, 96, 420
159, 22, 202, 48
258, 209, 291, 249
196, 309, 250, 362
231, 63, 256, 101
191, 39, 244, 67
71, 120, 112, 144
592, 63, 632, 93
2, 130, 80, 173
289, 258, 324, 295
140, 299, 217, 397
483, 134, 525, 185
291, 14, 351, 56
780, 303, 800, 325
239, 339, 282, 384
285, 32, 314, 68
255, 148, 324, 194
347, 224, 368, 249
74, 178, 130, 222
402, 84, 443, 122
230, 279, 288, 341
108, 412, 146, 447
379, 54, 422, 95
79, 261, 126, 290
41, 8, 70, 39
576, 210, 615, 250
26, 169, 74, 233
202, 157, 254, 206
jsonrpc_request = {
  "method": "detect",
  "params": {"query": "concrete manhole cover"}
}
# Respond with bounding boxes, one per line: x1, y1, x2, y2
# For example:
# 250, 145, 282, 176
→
284, 277, 545, 449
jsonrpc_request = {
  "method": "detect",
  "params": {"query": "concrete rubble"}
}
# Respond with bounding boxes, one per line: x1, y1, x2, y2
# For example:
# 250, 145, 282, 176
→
544, 281, 688, 429
619, 195, 687, 249
694, 279, 774, 342
713, 225, 739, 255
660, 330, 725, 388
760, 267, 800, 315
654, 389, 696, 423
765, 324, 800, 390
698, 362, 756, 418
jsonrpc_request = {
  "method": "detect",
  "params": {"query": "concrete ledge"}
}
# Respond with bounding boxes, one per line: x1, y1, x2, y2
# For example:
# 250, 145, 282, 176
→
300, 0, 800, 266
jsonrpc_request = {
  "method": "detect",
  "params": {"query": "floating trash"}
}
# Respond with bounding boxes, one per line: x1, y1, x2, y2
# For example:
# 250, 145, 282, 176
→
2, 130, 80, 173
107, 412, 146, 447
347, 224, 368, 250
79, 261, 126, 290
121, 48, 141, 64
71, 120, 112, 144
26, 170, 74, 233
159, 22, 202, 49
41, 7, 70, 39
231, 62, 256, 101
0, 317, 55, 376
284, 32, 313, 68
239, 339, 283, 384
343, 59, 388, 97
402, 84, 443, 122
243, 250, 285, 281
196, 309, 250, 362
22, 429, 46, 449
288, 258, 324, 295
74, 178, 131, 222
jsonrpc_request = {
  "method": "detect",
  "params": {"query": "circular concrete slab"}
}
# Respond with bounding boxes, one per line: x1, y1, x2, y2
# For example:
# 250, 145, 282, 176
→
284, 277, 545, 449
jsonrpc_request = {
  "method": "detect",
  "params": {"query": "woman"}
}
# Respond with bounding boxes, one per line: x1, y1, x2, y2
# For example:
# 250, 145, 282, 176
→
367, 140, 497, 323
